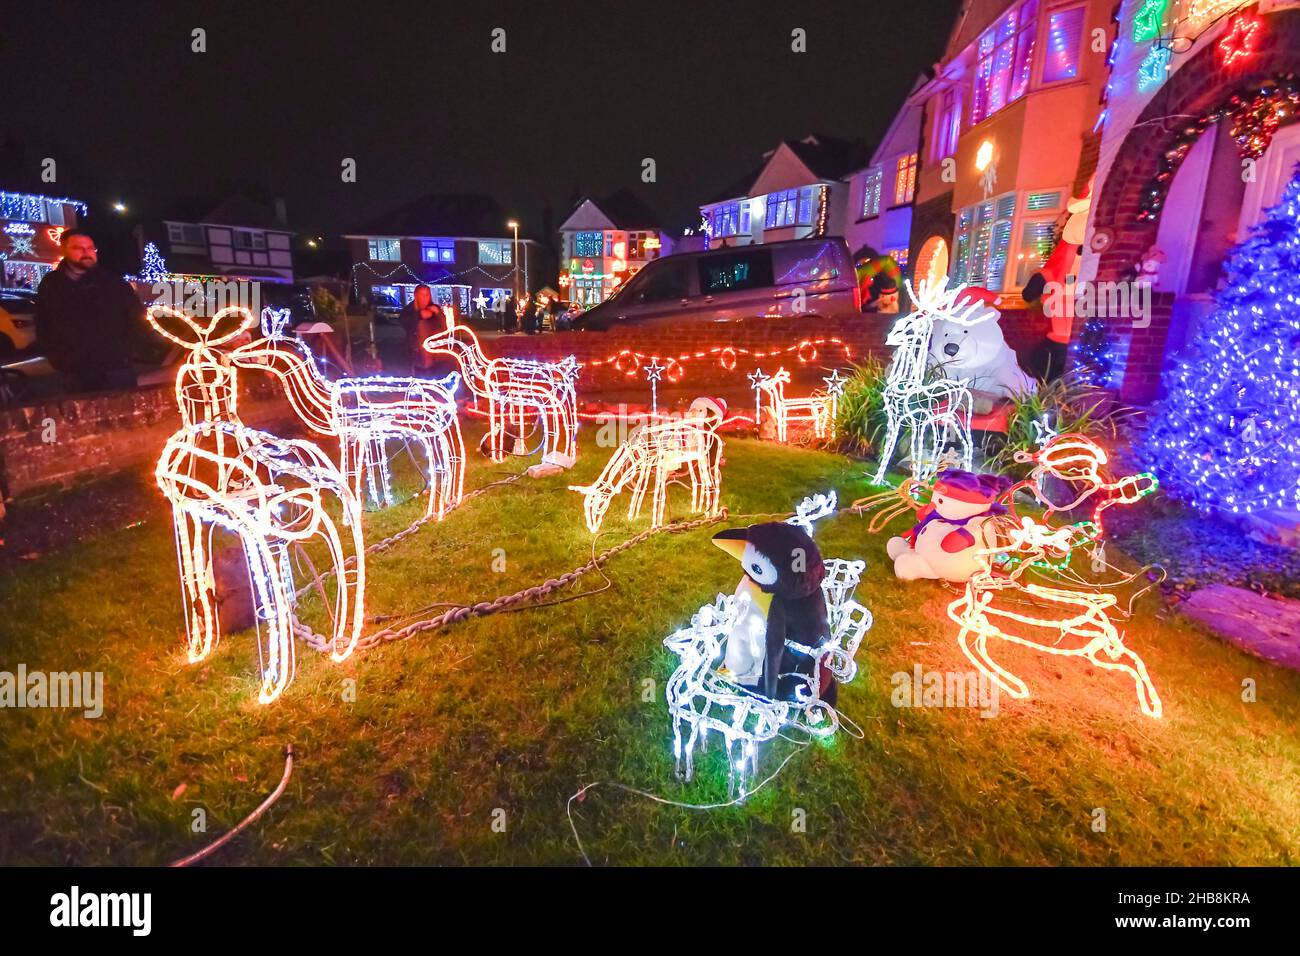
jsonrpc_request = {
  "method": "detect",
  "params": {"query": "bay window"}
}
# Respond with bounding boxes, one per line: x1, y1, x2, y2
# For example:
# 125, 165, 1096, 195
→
971, 0, 1038, 125
1041, 5, 1085, 84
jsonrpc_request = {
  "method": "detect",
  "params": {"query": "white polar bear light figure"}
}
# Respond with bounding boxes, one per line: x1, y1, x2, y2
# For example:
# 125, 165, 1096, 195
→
929, 288, 1035, 413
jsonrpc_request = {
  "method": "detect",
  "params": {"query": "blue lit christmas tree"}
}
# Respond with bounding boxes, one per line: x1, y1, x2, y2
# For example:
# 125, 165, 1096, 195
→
1146, 169, 1300, 514
1072, 315, 1114, 387
140, 242, 169, 282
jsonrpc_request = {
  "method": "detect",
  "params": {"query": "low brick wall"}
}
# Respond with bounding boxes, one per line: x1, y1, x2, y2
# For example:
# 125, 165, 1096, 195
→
490, 315, 892, 393
0, 381, 295, 498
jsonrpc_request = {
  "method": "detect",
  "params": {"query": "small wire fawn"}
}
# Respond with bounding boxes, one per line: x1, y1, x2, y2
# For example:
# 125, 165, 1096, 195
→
422, 318, 578, 465
755, 367, 834, 443
570, 398, 724, 533
149, 306, 366, 704
871, 278, 982, 484
230, 308, 465, 521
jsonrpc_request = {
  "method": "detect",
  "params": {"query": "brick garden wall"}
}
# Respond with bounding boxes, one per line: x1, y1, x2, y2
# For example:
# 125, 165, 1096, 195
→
0, 380, 294, 498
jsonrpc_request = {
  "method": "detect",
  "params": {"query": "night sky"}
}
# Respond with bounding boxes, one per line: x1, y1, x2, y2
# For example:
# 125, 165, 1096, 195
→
5, 0, 961, 250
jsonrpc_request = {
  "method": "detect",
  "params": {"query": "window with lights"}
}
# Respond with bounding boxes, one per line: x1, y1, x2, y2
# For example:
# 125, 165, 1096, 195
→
861, 167, 883, 218
894, 153, 918, 206
367, 238, 402, 261
971, 0, 1038, 126
421, 239, 456, 264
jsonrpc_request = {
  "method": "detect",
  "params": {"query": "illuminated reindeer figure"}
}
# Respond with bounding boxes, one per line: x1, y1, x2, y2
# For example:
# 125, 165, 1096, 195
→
422, 319, 578, 465
871, 278, 980, 484
946, 431, 1162, 718
755, 367, 835, 443
229, 308, 465, 521
947, 516, 1163, 718
570, 397, 724, 533
149, 306, 366, 704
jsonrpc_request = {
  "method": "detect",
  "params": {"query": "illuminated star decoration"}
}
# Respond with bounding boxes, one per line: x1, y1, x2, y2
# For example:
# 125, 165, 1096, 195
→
1032, 412, 1059, 448
8, 235, 34, 257
1138, 43, 1172, 93
1131, 0, 1167, 42
748, 367, 767, 425
822, 368, 847, 429
1218, 13, 1262, 68
643, 358, 665, 416
473, 290, 489, 314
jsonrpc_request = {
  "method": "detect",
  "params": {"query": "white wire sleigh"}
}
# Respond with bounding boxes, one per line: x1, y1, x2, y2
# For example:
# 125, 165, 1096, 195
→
663, 555, 873, 797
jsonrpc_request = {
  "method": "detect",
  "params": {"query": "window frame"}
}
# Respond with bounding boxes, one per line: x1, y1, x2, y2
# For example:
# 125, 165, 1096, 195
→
367, 237, 402, 261
477, 240, 513, 266
1038, 2, 1086, 87
860, 167, 884, 219
893, 153, 918, 207
420, 239, 456, 264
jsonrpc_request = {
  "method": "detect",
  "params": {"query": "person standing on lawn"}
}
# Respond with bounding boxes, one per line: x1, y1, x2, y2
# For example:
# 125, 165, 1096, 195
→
34, 229, 144, 393
399, 284, 444, 373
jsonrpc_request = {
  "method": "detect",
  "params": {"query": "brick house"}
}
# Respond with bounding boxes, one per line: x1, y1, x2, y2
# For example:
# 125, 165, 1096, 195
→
908, 0, 1114, 303
557, 190, 674, 308
0, 190, 86, 290
1077, 1, 1300, 403
150, 195, 297, 284
345, 194, 544, 321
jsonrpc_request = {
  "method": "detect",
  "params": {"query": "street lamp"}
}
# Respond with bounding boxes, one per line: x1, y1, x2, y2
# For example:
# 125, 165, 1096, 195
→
112, 201, 127, 214
507, 220, 520, 299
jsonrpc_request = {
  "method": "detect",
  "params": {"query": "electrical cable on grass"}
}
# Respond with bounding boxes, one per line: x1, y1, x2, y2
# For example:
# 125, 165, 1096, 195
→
170, 745, 294, 867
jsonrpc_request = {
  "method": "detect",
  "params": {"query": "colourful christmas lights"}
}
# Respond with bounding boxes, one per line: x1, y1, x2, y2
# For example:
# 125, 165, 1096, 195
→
1146, 170, 1300, 514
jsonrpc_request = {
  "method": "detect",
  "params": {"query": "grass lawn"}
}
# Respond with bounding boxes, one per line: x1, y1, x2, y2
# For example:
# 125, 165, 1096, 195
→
1, 423, 1298, 866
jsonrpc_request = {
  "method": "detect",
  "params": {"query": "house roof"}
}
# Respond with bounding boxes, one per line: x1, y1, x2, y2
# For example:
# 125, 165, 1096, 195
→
943, 0, 1014, 63
348, 194, 516, 238
163, 194, 291, 231
703, 134, 871, 207
577, 189, 667, 230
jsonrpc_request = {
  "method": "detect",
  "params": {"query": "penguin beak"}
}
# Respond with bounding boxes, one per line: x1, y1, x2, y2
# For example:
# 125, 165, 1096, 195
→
711, 527, 748, 562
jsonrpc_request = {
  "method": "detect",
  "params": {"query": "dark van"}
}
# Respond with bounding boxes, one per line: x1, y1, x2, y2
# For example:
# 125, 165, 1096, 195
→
570, 237, 860, 330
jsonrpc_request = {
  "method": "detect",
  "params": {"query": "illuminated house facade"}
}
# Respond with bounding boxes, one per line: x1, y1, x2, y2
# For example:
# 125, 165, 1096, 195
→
843, 82, 927, 269
1077, 0, 1300, 402
558, 190, 673, 308
0, 190, 85, 290
346, 194, 544, 317
909, 0, 1114, 299
698, 135, 869, 251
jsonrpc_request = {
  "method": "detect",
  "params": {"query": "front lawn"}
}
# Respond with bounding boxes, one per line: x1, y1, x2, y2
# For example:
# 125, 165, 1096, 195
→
1, 426, 1297, 865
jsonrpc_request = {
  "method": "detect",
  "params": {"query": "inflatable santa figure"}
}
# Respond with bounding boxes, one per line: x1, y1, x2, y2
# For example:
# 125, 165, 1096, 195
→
1022, 180, 1092, 380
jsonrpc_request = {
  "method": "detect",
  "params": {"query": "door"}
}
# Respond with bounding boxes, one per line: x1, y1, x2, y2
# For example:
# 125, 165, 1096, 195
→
1239, 124, 1300, 239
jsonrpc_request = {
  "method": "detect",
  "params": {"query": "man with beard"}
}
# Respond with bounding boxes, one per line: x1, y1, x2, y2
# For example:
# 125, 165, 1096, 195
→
35, 229, 144, 392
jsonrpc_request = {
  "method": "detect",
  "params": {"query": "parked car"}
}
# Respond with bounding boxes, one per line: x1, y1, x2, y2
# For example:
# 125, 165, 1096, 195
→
368, 289, 403, 325
0, 290, 38, 356
569, 238, 861, 330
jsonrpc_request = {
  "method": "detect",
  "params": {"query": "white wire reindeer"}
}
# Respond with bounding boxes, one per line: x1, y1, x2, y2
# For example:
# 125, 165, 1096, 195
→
148, 306, 366, 704
230, 309, 465, 521
871, 278, 988, 484
422, 319, 578, 465
755, 367, 835, 443
570, 397, 724, 533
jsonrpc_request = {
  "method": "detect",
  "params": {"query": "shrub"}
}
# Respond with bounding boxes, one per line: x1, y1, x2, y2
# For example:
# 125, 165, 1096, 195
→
833, 357, 890, 456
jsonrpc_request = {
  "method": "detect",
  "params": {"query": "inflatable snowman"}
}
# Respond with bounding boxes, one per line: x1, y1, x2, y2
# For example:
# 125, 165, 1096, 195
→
886, 470, 1009, 581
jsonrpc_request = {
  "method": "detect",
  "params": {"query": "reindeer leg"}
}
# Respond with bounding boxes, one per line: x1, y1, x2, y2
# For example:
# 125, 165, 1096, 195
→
957, 622, 1030, 700
1087, 642, 1163, 719
627, 461, 652, 521
872, 412, 901, 484
243, 534, 294, 705
174, 508, 219, 663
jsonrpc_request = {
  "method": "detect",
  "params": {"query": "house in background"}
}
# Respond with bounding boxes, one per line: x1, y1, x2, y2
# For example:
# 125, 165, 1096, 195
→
557, 190, 673, 307
698, 134, 869, 250
0, 189, 85, 290
908, 0, 1113, 301
1076, 0, 1300, 403
345, 194, 545, 319
148, 194, 297, 284
843, 78, 927, 274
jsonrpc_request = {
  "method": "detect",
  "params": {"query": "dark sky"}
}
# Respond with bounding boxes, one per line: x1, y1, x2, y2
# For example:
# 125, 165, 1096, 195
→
4, 0, 961, 243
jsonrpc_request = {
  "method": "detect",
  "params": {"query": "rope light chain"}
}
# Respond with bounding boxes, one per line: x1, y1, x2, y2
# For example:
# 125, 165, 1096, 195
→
576, 338, 855, 382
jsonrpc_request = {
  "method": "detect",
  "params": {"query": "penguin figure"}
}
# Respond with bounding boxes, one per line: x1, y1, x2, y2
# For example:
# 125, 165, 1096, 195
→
711, 522, 836, 706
